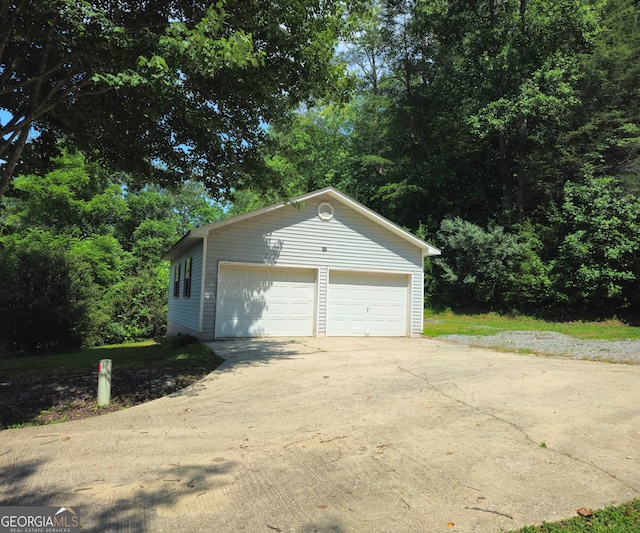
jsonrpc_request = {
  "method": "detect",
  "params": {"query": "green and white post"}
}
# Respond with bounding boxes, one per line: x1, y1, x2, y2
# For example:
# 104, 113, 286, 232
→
97, 359, 112, 407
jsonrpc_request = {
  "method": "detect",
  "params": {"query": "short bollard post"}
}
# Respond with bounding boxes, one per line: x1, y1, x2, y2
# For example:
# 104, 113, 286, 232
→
97, 359, 112, 407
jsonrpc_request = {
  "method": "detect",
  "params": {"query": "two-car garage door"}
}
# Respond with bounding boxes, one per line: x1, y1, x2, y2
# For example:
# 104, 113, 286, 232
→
215, 264, 409, 338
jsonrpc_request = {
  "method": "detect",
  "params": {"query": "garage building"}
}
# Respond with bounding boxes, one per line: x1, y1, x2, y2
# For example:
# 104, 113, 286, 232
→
162, 187, 441, 339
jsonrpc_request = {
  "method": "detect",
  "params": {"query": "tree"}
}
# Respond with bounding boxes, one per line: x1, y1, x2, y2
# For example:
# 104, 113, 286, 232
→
431, 217, 537, 312
0, 231, 103, 352
0, 0, 356, 202
550, 174, 640, 319
4, 149, 127, 236
560, 0, 640, 194
0, 148, 226, 349
420, 0, 600, 223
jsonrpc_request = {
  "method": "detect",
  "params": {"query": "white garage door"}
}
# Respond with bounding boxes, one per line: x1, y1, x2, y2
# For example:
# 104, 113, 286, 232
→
328, 271, 409, 336
216, 265, 316, 337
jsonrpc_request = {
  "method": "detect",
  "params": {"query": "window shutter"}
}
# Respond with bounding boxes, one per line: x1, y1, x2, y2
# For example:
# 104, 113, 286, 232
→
184, 258, 193, 297
174, 263, 181, 297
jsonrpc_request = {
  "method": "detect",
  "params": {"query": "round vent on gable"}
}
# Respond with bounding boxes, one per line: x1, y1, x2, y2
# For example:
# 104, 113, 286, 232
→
317, 202, 334, 221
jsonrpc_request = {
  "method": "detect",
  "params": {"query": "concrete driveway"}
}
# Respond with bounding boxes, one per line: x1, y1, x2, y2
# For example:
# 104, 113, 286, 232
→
1, 337, 639, 533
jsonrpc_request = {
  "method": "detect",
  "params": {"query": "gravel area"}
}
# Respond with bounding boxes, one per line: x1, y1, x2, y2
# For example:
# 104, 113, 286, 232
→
441, 330, 640, 364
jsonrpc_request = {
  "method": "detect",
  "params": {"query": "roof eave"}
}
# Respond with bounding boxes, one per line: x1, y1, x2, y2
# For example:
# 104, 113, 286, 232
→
161, 230, 197, 261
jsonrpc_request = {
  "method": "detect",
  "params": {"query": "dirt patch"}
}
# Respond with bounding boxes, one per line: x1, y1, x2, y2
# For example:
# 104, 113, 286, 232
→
0, 357, 224, 429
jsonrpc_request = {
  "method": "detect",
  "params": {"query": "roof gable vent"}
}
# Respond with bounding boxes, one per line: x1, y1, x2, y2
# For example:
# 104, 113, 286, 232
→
317, 202, 334, 221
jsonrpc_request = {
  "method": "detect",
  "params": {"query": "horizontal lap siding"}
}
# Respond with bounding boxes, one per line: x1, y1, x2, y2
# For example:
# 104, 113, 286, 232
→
167, 243, 203, 335
205, 195, 425, 338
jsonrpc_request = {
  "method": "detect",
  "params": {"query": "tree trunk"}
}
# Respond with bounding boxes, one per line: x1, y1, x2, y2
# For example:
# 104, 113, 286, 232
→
0, 126, 30, 201
0, 11, 53, 202
516, 114, 528, 222
488, 0, 498, 28
499, 129, 511, 214
371, 51, 378, 96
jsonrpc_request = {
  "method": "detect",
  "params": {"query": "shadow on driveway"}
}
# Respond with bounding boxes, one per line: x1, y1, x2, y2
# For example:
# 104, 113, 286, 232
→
204, 338, 318, 372
0, 455, 238, 532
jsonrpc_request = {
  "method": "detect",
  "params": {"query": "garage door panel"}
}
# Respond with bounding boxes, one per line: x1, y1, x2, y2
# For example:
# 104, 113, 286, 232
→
288, 286, 314, 299
367, 303, 393, 317
220, 301, 256, 315
218, 318, 262, 337
328, 271, 408, 336
289, 301, 314, 312
216, 266, 316, 338
245, 269, 268, 282
378, 289, 405, 303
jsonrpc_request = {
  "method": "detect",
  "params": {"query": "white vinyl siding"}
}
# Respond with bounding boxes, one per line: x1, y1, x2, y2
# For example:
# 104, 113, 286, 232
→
215, 265, 316, 337
328, 271, 409, 336
202, 194, 424, 337
167, 243, 203, 335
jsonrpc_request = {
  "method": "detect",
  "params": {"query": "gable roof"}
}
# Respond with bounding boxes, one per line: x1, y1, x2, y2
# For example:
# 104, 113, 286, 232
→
162, 186, 441, 261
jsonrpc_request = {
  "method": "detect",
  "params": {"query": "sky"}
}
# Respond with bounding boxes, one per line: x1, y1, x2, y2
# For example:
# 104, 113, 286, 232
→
0, 108, 9, 164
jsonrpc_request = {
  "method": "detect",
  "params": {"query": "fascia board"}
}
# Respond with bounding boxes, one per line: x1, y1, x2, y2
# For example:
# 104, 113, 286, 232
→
161, 230, 194, 261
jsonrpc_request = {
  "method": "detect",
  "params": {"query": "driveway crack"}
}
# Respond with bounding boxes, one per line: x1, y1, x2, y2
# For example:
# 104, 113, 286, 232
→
396, 364, 640, 494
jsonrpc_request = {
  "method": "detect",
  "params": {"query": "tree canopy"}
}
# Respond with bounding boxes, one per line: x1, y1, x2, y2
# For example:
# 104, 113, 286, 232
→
3, 0, 640, 343
0, 149, 225, 351
0, 0, 357, 201
254, 0, 640, 320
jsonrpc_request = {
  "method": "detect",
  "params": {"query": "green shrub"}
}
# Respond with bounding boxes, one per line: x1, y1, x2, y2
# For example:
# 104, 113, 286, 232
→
101, 264, 169, 343
549, 174, 640, 320
506, 223, 555, 315
431, 217, 537, 313
0, 231, 104, 352
171, 333, 199, 349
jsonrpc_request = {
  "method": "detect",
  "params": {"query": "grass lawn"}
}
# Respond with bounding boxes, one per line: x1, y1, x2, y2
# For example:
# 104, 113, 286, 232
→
0, 340, 216, 380
0, 340, 224, 429
505, 499, 640, 532
424, 311, 640, 532
423, 310, 640, 341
